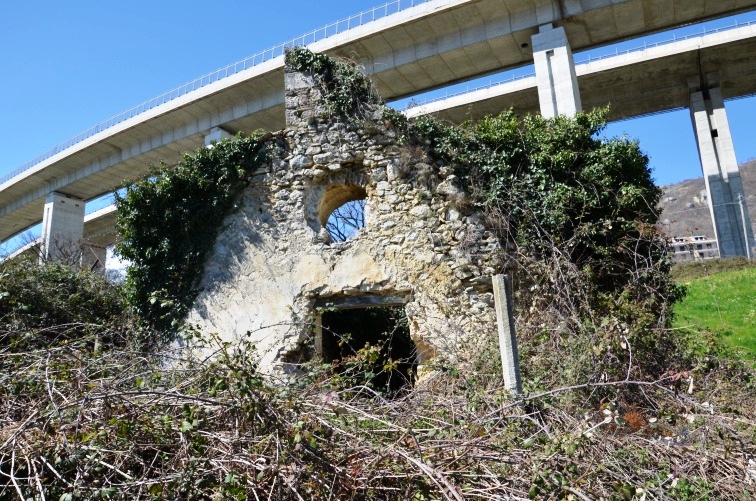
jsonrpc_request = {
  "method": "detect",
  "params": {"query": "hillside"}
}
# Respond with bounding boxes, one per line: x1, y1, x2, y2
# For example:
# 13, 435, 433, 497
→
659, 160, 756, 238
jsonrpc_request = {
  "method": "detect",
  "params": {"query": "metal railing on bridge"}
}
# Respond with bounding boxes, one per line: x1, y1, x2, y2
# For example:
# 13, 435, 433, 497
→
405, 18, 756, 110
0, 0, 435, 186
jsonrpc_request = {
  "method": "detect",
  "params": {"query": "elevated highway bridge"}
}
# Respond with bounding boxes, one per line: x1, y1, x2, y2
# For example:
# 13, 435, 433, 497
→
407, 21, 756, 122
1, 0, 755, 259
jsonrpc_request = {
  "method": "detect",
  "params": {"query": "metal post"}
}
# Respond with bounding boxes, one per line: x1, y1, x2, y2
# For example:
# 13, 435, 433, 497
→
493, 274, 522, 395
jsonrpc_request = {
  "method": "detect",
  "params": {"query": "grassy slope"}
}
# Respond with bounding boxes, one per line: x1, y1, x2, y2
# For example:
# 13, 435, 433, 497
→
673, 265, 756, 358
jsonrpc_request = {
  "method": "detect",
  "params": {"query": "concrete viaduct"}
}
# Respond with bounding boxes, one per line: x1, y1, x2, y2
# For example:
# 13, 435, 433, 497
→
1, 0, 755, 262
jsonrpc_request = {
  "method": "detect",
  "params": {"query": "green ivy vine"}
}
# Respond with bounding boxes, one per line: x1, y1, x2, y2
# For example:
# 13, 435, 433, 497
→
285, 47, 380, 119
405, 109, 673, 293
115, 132, 270, 343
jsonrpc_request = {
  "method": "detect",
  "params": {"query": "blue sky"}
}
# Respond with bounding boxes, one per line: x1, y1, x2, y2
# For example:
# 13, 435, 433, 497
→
1, 0, 755, 194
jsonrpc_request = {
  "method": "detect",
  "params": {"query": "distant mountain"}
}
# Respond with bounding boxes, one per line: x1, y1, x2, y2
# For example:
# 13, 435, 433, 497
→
658, 160, 756, 239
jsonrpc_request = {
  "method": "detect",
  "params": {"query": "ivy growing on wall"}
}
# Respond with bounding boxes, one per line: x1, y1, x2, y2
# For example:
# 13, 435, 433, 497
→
115, 133, 270, 342
285, 47, 380, 119
112, 47, 680, 370
407, 109, 671, 293
402, 108, 686, 377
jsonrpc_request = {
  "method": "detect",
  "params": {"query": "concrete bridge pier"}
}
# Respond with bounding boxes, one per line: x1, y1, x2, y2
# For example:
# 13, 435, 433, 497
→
40, 192, 85, 263
531, 23, 582, 118
204, 126, 233, 147
690, 86, 754, 257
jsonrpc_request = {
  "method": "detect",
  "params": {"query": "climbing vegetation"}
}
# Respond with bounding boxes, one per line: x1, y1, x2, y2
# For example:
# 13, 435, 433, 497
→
401, 109, 687, 381
285, 46, 380, 119
115, 132, 270, 343
410, 109, 669, 293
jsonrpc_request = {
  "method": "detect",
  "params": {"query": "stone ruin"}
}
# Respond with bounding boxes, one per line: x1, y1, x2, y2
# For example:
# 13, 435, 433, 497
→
186, 59, 505, 379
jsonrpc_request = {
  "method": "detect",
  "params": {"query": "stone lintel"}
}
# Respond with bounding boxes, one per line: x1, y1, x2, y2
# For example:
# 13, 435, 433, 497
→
313, 294, 407, 310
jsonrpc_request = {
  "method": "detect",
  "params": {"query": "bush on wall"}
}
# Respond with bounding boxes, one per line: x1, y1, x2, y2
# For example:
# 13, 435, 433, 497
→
405, 109, 684, 379
115, 133, 270, 343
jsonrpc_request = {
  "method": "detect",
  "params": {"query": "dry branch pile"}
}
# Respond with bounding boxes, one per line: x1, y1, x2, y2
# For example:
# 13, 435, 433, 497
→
1, 329, 753, 500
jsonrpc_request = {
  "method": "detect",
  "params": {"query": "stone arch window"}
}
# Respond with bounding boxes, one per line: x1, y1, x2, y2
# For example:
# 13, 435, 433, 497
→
319, 184, 367, 242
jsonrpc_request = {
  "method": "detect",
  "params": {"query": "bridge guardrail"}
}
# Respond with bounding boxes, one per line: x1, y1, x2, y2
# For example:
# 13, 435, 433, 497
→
0, 0, 433, 186
574, 18, 756, 65
407, 18, 756, 109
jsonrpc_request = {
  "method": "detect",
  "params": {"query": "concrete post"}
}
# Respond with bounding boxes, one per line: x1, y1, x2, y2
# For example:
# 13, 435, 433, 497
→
40, 192, 85, 263
204, 126, 233, 147
740, 195, 753, 260
690, 87, 755, 257
493, 274, 522, 395
531, 23, 582, 118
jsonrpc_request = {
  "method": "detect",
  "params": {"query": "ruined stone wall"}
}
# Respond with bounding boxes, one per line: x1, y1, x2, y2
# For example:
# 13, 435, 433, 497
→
187, 68, 503, 374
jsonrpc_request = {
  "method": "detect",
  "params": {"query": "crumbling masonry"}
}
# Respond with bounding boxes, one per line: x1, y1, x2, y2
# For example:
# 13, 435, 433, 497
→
187, 62, 504, 375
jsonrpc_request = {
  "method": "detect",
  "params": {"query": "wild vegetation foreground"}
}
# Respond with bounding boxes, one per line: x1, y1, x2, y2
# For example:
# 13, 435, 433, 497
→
0, 259, 754, 499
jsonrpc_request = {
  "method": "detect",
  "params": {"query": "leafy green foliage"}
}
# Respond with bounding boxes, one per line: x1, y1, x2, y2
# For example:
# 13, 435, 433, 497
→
412, 109, 669, 294
115, 133, 269, 342
285, 47, 379, 119
405, 109, 684, 379
0, 257, 127, 348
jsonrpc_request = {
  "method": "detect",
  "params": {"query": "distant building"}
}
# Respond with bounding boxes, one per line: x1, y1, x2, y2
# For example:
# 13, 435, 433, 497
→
670, 235, 719, 262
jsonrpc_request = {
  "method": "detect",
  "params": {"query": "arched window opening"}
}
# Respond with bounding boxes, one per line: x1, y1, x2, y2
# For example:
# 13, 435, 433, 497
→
327, 199, 365, 242
318, 184, 367, 242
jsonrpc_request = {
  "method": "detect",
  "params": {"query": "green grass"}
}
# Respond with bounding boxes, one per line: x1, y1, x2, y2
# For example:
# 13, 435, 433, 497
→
673, 266, 756, 358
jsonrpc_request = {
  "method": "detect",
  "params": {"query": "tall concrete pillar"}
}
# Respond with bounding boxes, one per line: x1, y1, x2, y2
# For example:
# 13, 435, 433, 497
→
40, 192, 85, 262
531, 23, 582, 118
690, 87, 754, 257
204, 126, 233, 147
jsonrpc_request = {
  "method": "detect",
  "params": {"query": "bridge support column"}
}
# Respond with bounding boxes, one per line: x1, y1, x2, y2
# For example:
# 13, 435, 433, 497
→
531, 23, 582, 118
204, 126, 233, 147
40, 192, 85, 263
690, 87, 754, 257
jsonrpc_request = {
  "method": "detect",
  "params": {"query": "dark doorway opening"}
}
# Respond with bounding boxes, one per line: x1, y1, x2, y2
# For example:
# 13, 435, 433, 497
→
319, 305, 417, 395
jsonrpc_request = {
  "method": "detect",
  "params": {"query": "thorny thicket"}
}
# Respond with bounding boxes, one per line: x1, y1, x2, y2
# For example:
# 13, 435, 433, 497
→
0, 312, 753, 499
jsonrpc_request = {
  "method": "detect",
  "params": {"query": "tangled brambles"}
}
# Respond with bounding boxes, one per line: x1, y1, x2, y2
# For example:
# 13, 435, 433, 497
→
0, 322, 753, 499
